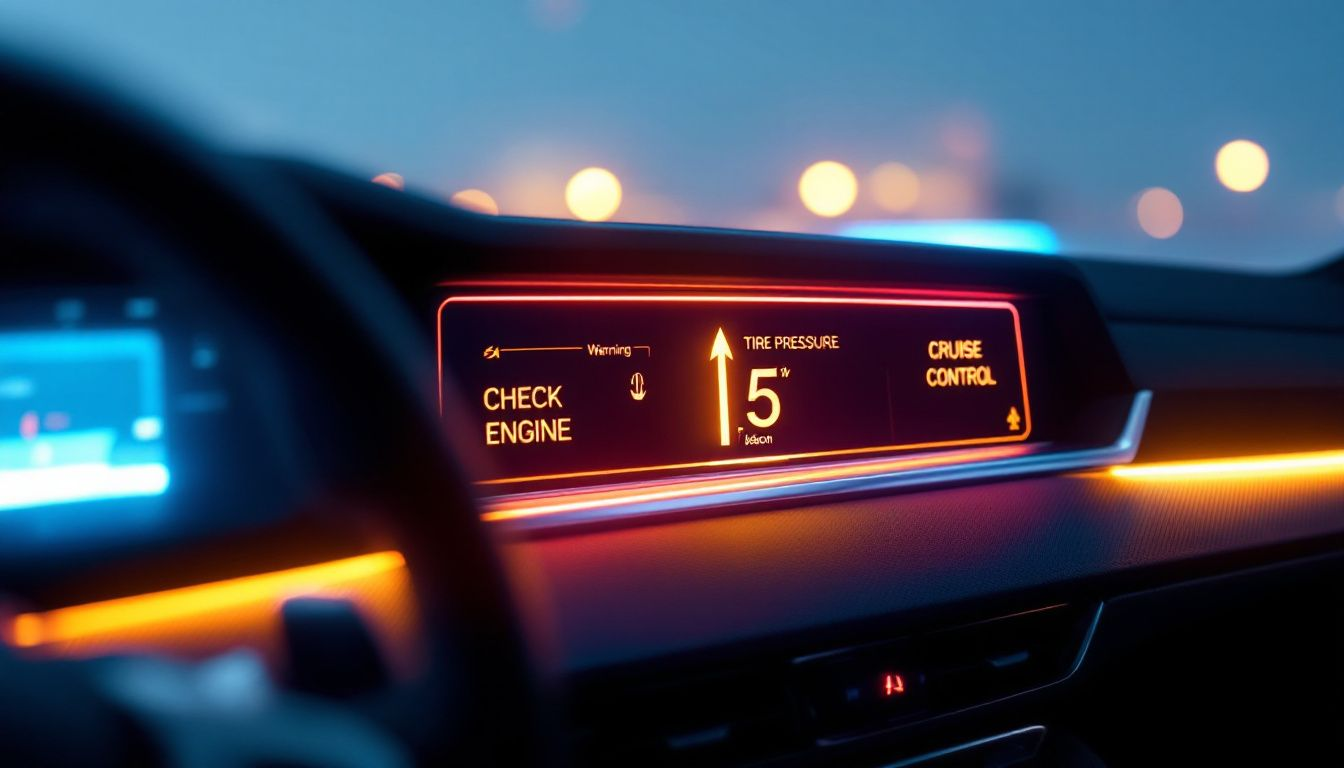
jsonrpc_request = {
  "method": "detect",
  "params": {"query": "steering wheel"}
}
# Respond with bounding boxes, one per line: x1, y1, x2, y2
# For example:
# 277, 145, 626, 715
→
0, 52, 543, 765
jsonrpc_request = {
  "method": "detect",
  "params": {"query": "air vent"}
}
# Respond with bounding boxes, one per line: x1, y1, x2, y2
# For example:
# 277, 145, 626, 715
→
571, 603, 1098, 764
795, 604, 1098, 744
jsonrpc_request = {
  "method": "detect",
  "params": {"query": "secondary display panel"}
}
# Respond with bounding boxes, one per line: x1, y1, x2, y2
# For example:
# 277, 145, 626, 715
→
438, 294, 1032, 489
0, 329, 169, 510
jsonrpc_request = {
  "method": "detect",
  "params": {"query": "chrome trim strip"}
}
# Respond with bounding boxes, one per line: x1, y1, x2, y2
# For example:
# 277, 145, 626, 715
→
878, 725, 1047, 768
790, 603, 1069, 666
1067, 600, 1104, 678
488, 391, 1151, 531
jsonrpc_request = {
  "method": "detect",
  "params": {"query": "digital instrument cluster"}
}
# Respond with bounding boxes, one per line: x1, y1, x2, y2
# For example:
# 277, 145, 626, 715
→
438, 292, 1034, 492
0, 327, 169, 511
0, 290, 280, 556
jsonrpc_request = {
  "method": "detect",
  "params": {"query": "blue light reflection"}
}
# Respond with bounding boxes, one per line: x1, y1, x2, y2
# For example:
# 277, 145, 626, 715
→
840, 219, 1060, 255
0, 330, 169, 511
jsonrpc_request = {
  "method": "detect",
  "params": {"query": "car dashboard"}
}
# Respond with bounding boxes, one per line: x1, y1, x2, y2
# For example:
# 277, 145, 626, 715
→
328, 167, 1344, 763
2, 139, 1343, 766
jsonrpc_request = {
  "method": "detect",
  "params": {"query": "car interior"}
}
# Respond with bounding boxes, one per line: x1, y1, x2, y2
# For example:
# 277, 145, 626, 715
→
0, 5, 1342, 766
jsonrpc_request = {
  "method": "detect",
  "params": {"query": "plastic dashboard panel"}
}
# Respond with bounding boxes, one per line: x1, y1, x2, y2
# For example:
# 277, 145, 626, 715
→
506, 465, 1344, 672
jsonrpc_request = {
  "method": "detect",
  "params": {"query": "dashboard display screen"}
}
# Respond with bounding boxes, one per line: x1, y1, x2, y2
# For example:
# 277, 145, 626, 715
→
0, 330, 169, 510
439, 294, 1031, 489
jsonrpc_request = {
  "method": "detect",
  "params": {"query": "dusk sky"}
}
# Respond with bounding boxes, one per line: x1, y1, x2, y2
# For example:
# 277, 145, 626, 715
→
4, 1, 1343, 270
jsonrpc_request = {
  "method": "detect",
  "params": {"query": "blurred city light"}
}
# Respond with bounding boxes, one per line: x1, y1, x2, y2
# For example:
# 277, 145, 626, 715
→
1215, 140, 1269, 192
565, 167, 622, 221
449, 188, 500, 215
869, 162, 921, 213
1136, 187, 1183, 239
916, 169, 978, 218
840, 220, 1058, 254
938, 111, 990, 162
371, 172, 405, 191
799, 161, 858, 217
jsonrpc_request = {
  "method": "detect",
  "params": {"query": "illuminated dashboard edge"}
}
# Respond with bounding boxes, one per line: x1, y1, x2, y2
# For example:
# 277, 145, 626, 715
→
483, 391, 1151, 531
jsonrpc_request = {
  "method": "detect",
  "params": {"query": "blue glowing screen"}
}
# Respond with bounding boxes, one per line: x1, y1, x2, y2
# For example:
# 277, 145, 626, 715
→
0, 330, 169, 510
840, 220, 1060, 255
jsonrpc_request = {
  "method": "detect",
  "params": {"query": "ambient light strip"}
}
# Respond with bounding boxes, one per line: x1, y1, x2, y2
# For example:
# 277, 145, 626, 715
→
6, 551, 409, 651
484, 391, 1152, 530
476, 433, 1036, 488
1109, 449, 1344, 480
483, 444, 1035, 522
440, 279, 1021, 301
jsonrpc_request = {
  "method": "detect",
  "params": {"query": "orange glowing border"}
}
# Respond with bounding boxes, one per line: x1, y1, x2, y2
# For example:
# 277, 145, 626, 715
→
1108, 449, 1344, 480
437, 292, 1033, 487
440, 278, 1020, 302
6, 551, 407, 650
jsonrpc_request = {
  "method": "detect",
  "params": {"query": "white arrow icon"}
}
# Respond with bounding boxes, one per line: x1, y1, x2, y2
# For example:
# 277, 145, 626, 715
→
711, 328, 733, 446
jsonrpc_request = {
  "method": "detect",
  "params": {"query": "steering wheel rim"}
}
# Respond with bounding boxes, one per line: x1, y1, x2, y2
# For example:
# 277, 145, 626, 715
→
0, 51, 545, 765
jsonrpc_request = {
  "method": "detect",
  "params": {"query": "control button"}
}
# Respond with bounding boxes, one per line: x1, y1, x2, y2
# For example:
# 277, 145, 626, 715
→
802, 663, 927, 737
870, 669, 924, 718
882, 671, 907, 697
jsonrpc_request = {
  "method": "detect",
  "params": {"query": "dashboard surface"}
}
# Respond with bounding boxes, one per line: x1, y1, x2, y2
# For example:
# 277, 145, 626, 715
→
2, 45, 1342, 768
2, 137, 1342, 766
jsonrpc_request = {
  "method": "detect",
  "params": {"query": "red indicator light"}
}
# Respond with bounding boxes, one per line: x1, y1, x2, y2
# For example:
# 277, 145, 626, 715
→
883, 673, 906, 697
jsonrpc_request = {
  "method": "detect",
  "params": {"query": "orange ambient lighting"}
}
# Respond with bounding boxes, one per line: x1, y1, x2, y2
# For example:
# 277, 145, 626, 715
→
1109, 449, 1344, 480
482, 443, 1032, 522
5, 552, 420, 672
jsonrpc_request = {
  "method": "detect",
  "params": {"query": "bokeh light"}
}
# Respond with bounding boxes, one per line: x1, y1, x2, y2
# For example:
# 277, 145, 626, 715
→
1215, 140, 1269, 192
869, 162, 920, 213
449, 188, 499, 215
917, 169, 977, 218
798, 161, 857, 218
1136, 187, 1183, 239
1335, 186, 1344, 224
565, 167, 622, 221
371, 172, 405, 191
938, 110, 990, 162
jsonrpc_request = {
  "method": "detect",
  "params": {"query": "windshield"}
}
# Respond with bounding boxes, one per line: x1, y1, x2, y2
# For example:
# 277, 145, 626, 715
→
6, 1, 1344, 272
